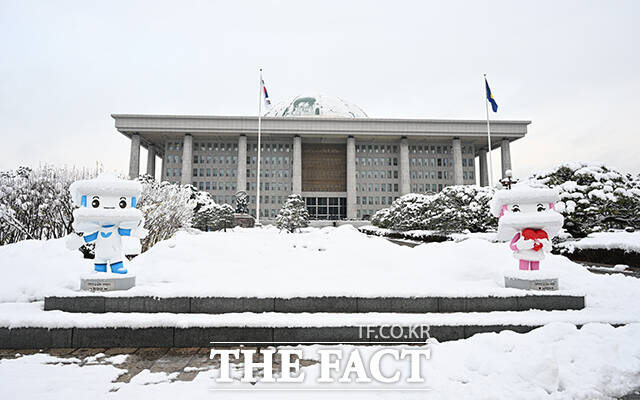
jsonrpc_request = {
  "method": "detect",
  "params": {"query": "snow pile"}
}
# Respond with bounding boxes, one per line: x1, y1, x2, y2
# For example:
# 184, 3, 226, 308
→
372, 185, 496, 232
0, 237, 87, 302
264, 94, 368, 118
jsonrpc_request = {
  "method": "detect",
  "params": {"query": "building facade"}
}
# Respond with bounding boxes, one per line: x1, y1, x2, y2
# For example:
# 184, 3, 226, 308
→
114, 97, 529, 220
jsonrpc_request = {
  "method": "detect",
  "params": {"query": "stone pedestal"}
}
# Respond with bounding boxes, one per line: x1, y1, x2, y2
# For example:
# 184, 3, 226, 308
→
80, 274, 136, 292
504, 274, 558, 291
234, 213, 255, 228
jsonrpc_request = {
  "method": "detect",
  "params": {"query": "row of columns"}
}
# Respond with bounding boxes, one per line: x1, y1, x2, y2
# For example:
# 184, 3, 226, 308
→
128, 133, 513, 207
476, 138, 512, 186
128, 133, 162, 179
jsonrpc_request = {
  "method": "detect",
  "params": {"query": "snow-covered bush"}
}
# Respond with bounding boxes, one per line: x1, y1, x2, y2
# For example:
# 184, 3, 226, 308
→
0, 166, 94, 245
275, 194, 309, 233
193, 203, 235, 231
530, 163, 640, 237
235, 194, 249, 214
187, 186, 235, 232
371, 185, 496, 233
0, 168, 223, 250
136, 176, 196, 251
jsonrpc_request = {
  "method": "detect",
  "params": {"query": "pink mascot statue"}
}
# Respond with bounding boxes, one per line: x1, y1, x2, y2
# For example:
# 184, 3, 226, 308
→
490, 185, 564, 272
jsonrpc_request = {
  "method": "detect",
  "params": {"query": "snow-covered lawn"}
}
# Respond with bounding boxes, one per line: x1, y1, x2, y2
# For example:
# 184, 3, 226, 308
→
0, 225, 639, 328
0, 225, 600, 300
1, 323, 639, 399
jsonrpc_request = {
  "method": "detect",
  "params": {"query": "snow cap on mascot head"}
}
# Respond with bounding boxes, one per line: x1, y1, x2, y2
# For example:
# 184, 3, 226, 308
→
489, 184, 564, 241
69, 174, 142, 233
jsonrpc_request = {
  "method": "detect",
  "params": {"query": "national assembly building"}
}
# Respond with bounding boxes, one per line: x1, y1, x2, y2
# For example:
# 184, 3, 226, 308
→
113, 94, 530, 220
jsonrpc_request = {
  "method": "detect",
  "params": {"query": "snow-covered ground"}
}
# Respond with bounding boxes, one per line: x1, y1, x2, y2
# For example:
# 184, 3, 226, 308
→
0, 226, 639, 328
1, 323, 639, 399
0, 225, 594, 300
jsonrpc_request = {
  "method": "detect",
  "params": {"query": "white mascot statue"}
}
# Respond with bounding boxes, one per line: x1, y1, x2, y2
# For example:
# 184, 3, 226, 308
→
490, 184, 564, 272
66, 174, 147, 274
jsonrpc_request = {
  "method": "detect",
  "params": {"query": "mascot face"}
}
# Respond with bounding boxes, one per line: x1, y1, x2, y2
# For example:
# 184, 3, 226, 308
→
70, 175, 142, 229
490, 186, 565, 241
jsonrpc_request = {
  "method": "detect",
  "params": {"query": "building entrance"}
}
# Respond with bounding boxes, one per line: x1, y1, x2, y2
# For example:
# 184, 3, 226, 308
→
305, 197, 347, 220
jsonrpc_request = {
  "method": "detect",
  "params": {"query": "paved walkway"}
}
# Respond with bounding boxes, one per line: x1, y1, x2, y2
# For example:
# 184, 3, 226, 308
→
0, 347, 317, 390
1, 348, 638, 398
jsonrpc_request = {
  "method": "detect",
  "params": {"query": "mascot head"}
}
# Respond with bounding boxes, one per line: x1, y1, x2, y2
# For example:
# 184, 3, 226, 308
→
69, 174, 142, 231
490, 184, 564, 241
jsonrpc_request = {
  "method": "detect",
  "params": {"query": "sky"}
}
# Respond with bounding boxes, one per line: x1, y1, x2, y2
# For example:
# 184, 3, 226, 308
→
0, 0, 638, 182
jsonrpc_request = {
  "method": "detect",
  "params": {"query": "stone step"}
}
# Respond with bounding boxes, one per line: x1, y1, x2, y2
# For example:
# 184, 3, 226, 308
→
1, 324, 549, 349
44, 294, 585, 314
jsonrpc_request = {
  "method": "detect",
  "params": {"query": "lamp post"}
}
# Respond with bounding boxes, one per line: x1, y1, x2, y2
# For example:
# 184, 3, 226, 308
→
499, 169, 517, 190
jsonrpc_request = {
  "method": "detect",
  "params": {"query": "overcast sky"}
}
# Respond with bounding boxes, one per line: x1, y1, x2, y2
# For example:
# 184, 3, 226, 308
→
1, 0, 638, 182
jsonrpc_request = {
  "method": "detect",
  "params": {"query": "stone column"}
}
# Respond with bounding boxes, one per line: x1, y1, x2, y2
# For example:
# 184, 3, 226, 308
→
478, 148, 489, 186
237, 135, 247, 193
399, 137, 410, 195
181, 134, 193, 185
292, 135, 302, 194
161, 151, 167, 182
146, 146, 156, 178
346, 136, 356, 219
501, 138, 512, 178
452, 138, 463, 185
128, 133, 140, 179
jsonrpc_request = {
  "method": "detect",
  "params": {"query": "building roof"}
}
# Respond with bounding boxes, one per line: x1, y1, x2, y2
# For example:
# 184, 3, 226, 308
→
264, 94, 368, 118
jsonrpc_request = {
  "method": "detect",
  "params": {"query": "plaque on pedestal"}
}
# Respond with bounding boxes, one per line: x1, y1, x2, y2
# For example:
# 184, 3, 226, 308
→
80, 273, 136, 292
234, 213, 255, 228
504, 270, 558, 291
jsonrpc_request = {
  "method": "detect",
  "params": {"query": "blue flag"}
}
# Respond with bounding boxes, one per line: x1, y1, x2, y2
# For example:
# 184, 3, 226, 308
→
485, 78, 498, 112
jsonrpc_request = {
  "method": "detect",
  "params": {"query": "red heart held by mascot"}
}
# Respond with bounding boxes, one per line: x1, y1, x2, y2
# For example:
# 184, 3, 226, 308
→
522, 229, 548, 252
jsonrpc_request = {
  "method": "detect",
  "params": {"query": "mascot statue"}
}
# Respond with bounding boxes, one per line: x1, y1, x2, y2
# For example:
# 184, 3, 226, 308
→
66, 174, 147, 277
490, 184, 565, 290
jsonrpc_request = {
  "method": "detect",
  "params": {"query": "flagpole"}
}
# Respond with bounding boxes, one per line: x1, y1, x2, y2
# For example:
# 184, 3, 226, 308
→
256, 69, 263, 225
484, 73, 494, 188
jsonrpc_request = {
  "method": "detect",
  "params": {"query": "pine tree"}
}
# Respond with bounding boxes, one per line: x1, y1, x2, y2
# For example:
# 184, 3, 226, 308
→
275, 194, 309, 233
371, 186, 496, 233
235, 194, 249, 214
531, 163, 640, 237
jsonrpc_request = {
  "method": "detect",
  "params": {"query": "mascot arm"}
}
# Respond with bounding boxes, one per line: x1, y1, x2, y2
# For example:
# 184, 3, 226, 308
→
118, 228, 131, 236
118, 220, 140, 230
119, 218, 148, 239
65, 233, 86, 250
514, 235, 535, 251
82, 231, 98, 243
